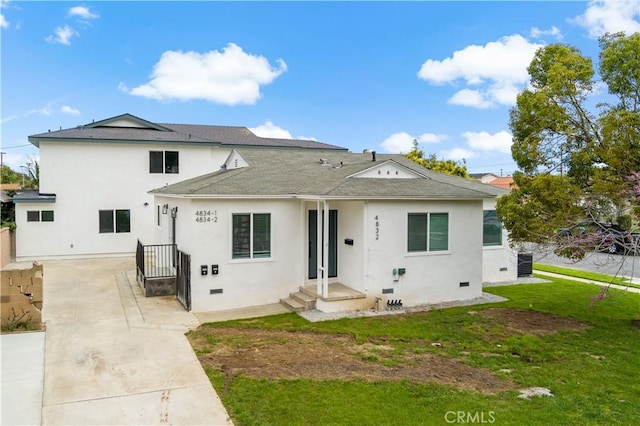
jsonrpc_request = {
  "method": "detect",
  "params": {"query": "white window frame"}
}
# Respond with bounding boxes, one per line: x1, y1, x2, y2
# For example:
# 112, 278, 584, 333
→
407, 212, 450, 254
230, 212, 273, 262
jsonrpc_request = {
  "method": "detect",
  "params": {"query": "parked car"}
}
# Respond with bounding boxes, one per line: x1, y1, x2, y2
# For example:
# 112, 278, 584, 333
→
556, 221, 635, 255
597, 228, 631, 254
556, 221, 601, 239
629, 233, 640, 255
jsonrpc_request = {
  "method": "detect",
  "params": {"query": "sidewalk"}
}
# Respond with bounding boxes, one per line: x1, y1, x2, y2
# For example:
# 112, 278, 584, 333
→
39, 257, 232, 425
533, 269, 640, 294
1, 331, 45, 425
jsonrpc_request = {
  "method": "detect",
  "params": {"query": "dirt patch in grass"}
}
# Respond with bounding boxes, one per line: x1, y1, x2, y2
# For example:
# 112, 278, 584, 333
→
188, 309, 591, 394
189, 327, 515, 394
477, 308, 590, 335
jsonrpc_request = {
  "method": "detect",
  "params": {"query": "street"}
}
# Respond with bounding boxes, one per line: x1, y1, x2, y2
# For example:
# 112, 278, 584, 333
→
533, 246, 640, 279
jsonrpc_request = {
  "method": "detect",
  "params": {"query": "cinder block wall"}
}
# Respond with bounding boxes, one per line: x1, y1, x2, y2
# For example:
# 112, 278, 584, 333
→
0, 262, 43, 327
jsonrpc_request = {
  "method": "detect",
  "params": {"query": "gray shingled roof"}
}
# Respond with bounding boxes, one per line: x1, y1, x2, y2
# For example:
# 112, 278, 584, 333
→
28, 113, 346, 151
12, 191, 57, 203
151, 149, 501, 200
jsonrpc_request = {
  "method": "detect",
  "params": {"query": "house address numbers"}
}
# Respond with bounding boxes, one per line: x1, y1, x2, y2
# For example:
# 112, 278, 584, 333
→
375, 215, 380, 240
195, 210, 218, 223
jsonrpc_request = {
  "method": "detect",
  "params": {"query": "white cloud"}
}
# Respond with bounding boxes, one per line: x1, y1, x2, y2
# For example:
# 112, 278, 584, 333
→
67, 6, 99, 20
380, 131, 447, 153
249, 121, 317, 140
45, 25, 78, 45
28, 105, 52, 116
530, 26, 563, 40
249, 120, 293, 139
1, 0, 9, 29
2, 152, 27, 170
418, 35, 543, 108
441, 148, 475, 162
462, 130, 513, 154
126, 43, 287, 105
60, 105, 80, 116
418, 132, 447, 144
573, 0, 640, 38
448, 89, 494, 109
1, 101, 75, 123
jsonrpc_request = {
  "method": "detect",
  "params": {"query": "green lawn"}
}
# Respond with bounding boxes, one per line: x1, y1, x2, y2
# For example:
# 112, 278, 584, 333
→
190, 278, 640, 426
534, 263, 640, 289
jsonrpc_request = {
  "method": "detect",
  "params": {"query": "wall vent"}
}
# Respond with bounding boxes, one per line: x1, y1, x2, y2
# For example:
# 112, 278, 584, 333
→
500, 267, 508, 272
459, 282, 470, 287
382, 288, 394, 294
210, 289, 223, 294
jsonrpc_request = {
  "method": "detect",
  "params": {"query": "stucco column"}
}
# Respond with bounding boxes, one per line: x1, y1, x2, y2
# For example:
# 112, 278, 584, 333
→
322, 200, 329, 298
316, 200, 322, 296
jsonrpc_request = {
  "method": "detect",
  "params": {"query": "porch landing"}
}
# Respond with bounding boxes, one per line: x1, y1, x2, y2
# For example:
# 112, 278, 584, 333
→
300, 283, 366, 302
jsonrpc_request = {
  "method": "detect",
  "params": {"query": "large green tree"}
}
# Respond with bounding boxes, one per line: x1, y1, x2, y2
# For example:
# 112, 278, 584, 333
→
1, 165, 22, 185
497, 32, 640, 259
406, 140, 470, 178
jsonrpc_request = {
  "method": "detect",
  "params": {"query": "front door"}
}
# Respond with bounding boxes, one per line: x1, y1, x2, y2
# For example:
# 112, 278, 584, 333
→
308, 210, 337, 279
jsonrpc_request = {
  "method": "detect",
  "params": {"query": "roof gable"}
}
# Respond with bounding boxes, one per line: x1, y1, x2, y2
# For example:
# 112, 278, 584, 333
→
28, 113, 347, 151
223, 150, 249, 170
348, 160, 427, 179
85, 113, 171, 131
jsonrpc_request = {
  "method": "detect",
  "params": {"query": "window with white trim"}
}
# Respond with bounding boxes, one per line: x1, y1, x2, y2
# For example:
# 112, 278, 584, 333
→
149, 151, 179, 174
232, 213, 271, 259
408, 212, 449, 252
99, 209, 131, 233
483, 210, 502, 246
27, 210, 54, 222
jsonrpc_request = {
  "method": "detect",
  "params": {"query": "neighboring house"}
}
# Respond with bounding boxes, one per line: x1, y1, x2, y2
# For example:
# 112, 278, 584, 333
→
14, 114, 345, 259
470, 173, 499, 184
486, 176, 516, 191
151, 149, 516, 313
0, 183, 22, 191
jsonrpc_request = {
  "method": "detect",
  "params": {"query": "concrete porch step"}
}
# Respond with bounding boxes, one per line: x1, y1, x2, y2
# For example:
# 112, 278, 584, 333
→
300, 283, 366, 302
280, 297, 306, 312
290, 291, 316, 310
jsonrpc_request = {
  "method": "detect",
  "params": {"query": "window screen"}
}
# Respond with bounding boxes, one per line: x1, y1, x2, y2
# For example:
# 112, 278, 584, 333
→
99, 210, 114, 233
483, 210, 502, 246
149, 151, 163, 173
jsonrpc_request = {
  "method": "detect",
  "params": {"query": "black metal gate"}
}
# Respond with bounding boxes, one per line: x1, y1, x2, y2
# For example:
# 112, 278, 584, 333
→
176, 249, 191, 311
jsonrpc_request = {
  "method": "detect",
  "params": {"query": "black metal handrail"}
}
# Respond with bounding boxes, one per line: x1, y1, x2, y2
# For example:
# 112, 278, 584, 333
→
136, 239, 177, 279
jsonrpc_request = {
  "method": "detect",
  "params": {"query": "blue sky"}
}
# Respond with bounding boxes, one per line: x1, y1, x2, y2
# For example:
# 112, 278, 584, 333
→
2, 1, 639, 175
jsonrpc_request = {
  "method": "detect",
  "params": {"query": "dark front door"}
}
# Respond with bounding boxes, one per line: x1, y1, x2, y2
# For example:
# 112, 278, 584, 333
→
308, 209, 337, 279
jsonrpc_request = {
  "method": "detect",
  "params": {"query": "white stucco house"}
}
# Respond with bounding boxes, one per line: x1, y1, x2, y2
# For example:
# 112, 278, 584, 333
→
150, 148, 516, 313
14, 114, 345, 259
15, 113, 516, 314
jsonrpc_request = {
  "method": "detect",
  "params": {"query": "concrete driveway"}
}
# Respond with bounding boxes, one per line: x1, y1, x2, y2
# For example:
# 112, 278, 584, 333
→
40, 257, 232, 425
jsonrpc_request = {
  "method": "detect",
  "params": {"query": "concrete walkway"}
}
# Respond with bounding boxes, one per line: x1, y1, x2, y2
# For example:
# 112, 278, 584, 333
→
533, 269, 640, 294
39, 257, 232, 425
1, 331, 45, 425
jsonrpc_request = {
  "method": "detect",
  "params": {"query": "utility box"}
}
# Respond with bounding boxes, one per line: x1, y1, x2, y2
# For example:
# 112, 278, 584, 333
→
517, 253, 533, 277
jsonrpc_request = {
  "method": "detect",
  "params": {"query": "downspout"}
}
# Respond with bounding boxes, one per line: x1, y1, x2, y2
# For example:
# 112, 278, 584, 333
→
171, 206, 178, 266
